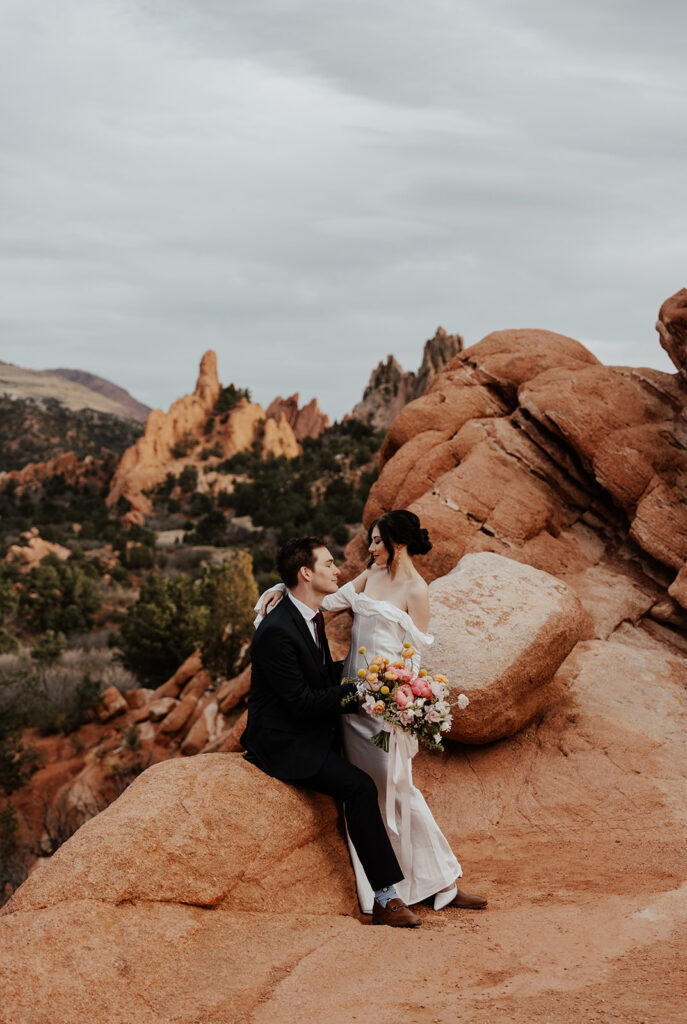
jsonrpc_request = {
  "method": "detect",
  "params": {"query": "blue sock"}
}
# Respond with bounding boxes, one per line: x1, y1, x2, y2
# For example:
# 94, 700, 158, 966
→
374, 885, 398, 908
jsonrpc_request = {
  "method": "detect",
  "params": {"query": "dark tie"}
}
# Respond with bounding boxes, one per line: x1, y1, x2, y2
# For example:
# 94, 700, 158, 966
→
313, 610, 325, 659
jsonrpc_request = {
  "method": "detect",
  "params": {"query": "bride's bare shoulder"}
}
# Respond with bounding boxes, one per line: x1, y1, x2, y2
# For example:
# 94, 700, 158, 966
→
407, 574, 429, 597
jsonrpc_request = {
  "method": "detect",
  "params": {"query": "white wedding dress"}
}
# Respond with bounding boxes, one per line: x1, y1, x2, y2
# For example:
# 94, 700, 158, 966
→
322, 581, 461, 913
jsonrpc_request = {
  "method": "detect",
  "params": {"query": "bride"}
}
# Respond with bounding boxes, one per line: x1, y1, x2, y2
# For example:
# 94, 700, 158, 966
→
257, 509, 487, 915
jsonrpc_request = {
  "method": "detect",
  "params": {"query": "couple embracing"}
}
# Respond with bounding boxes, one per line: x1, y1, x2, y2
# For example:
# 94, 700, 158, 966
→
241, 510, 487, 927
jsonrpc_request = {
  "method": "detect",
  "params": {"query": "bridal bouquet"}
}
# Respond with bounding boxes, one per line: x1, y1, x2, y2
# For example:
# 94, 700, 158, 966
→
342, 643, 469, 753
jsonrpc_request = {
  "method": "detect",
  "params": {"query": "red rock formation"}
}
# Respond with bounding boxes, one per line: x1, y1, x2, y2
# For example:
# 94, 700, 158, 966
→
265, 393, 329, 440
0, 452, 109, 495
350, 326, 464, 431
106, 351, 301, 525
1, 632, 686, 1022
657, 287, 687, 381
353, 309, 687, 625
4, 528, 72, 572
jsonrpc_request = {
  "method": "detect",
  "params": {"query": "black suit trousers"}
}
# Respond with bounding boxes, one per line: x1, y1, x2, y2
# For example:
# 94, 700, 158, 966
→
300, 750, 403, 893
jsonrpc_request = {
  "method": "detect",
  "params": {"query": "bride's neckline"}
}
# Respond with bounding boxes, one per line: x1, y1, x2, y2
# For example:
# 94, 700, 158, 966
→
358, 587, 409, 616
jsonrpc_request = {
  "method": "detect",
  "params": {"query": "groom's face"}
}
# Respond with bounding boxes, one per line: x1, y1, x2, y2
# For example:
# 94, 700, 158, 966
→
308, 546, 340, 596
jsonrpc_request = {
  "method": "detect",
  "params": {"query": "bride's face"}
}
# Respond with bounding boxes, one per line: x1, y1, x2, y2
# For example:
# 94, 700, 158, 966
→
368, 528, 391, 567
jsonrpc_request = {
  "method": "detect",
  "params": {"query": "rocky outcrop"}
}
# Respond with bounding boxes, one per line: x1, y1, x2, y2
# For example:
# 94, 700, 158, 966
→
427, 552, 591, 743
3, 755, 356, 917
106, 351, 301, 525
265, 393, 329, 440
4, 528, 71, 572
657, 287, 687, 381
1, 621, 686, 1023
353, 305, 687, 633
350, 326, 463, 431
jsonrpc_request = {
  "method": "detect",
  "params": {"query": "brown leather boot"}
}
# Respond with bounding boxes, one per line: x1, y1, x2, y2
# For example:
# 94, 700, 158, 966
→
372, 898, 422, 927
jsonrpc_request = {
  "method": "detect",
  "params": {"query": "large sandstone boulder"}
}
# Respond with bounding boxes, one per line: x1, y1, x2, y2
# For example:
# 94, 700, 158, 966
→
426, 552, 590, 743
4, 754, 357, 918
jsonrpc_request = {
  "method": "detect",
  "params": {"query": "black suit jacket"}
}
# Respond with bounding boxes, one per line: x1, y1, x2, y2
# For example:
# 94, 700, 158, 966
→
241, 595, 358, 780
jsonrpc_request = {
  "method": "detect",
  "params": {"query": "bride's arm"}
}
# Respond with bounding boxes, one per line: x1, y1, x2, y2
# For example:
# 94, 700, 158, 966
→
253, 582, 286, 627
320, 568, 369, 611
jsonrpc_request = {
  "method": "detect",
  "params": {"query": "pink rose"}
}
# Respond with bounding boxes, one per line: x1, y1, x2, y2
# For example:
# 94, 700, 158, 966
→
411, 678, 433, 699
393, 683, 414, 708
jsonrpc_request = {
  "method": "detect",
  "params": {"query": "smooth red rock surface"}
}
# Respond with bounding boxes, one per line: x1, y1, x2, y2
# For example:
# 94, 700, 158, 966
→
1, 625, 685, 1023
427, 552, 590, 743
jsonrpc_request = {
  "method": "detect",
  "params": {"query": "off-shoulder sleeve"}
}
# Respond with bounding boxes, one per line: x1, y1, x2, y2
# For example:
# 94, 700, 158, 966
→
253, 582, 286, 628
321, 580, 356, 612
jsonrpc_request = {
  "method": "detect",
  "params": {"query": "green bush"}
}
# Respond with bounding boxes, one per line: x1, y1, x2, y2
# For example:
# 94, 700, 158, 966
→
15, 556, 102, 634
199, 554, 258, 678
0, 802, 29, 908
171, 434, 198, 459
214, 383, 251, 415
0, 682, 43, 794
178, 465, 198, 492
114, 573, 210, 687
60, 673, 102, 735
0, 629, 19, 655
115, 554, 258, 686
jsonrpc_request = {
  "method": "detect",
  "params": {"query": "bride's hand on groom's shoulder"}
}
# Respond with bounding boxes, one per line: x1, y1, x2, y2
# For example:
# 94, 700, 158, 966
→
261, 591, 282, 616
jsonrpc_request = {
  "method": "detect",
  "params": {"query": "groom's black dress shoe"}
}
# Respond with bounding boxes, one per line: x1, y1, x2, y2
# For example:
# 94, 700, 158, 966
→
372, 898, 422, 927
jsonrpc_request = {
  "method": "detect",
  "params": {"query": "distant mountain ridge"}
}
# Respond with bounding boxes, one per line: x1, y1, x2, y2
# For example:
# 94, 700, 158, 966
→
0, 361, 150, 422
45, 368, 151, 423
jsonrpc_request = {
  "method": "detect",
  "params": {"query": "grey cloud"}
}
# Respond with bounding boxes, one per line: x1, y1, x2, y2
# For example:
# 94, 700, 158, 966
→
0, 0, 683, 420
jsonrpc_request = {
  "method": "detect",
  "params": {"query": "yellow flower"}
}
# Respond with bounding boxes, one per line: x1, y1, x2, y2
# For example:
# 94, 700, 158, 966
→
357, 669, 367, 678
401, 647, 415, 659
435, 673, 449, 684
380, 685, 390, 695
383, 657, 390, 665
358, 646, 366, 654
402, 641, 412, 649
418, 669, 428, 677
368, 665, 379, 675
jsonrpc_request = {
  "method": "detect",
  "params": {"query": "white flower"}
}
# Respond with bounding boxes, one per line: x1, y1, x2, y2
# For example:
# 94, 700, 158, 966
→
440, 721, 451, 732
362, 696, 377, 715
434, 700, 449, 715
433, 732, 442, 744
457, 693, 469, 710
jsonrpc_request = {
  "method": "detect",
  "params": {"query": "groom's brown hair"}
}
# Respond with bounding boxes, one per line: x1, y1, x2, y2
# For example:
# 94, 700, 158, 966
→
277, 536, 327, 589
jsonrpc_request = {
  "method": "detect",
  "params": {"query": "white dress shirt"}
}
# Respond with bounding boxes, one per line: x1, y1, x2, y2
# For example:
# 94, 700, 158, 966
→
286, 591, 320, 646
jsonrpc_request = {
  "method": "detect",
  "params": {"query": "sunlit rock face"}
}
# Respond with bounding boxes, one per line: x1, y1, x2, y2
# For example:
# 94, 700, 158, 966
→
106, 350, 302, 525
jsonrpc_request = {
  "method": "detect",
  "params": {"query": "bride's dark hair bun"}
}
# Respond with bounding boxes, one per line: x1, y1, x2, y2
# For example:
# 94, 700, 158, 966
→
367, 509, 432, 567
409, 526, 432, 557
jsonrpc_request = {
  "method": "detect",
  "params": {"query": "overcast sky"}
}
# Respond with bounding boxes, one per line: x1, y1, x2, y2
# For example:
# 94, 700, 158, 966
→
1, 0, 685, 420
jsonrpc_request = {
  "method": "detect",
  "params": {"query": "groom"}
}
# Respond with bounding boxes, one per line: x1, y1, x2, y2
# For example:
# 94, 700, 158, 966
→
241, 536, 421, 927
